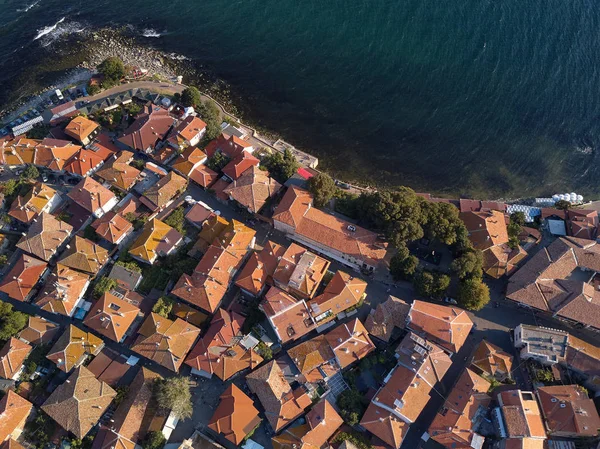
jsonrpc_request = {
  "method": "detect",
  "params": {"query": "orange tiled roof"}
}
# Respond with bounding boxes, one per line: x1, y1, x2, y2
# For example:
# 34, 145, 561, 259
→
273, 243, 330, 299
16, 212, 73, 261
360, 403, 409, 449
262, 286, 316, 344
308, 271, 367, 325
1, 137, 39, 165
64, 145, 112, 177
288, 334, 335, 375
131, 313, 200, 372
222, 151, 260, 180
537, 385, 600, 437
91, 211, 133, 244
429, 369, 491, 448
119, 105, 174, 152
235, 241, 286, 295
58, 235, 109, 274
364, 295, 410, 342
35, 138, 81, 171
64, 116, 99, 143
35, 265, 90, 316
246, 360, 312, 432
208, 384, 261, 445
184, 310, 263, 380
461, 210, 509, 250
95, 151, 141, 191
47, 325, 104, 372
129, 218, 183, 263
0, 253, 47, 301
497, 390, 547, 439
84, 292, 140, 342
68, 177, 116, 214
223, 165, 281, 213
408, 300, 473, 353
18, 316, 60, 345
205, 133, 253, 160
0, 391, 33, 443
0, 338, 31, 380
141, 171, 187, 209
171, 146, 206, 177
471, 339, 513, 378
8, 182, 57, 224
189, 163, 218, 188
324, 318, 375, 369
42, 366, 116, 438
169, 116, 207, 146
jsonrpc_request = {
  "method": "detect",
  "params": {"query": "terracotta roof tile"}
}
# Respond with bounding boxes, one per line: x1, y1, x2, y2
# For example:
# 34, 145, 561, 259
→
205, 133, 253, 160
189, 163, 218, 188
273, 243, 330, 299
262, 287, 316, 343
471, 339, 513, 379
95, 151, 141, 191
65, 117, 99, 143
18, 316, 60, 345
35, 139, 81, 171
35, 265, 90, 316
47, 325, 103, 372
64, 145, 112, 177
16, 212, 73, 261
67, 177, 117, 214
129, 218, 183, 264
497, 390, 547, 439
141, 171, 187, 210
42, 366, 116, 438
0, 391, 33, 442
222, 152, 260, 180
91, 211, 133, 244
324, 318, 375, 369
208, 384, 261, 445
8, 182, 58, 224
288, 334, 335, 375
360, 402, 409, 449
308, 271, 367, 325
0, 338, 31, 380
58, 236, 109, 274
184, 203, 213, 228
171, 146, 206, 177
235, 241, 285, 296
118, 105, 174, 151
0, 253, 47, 301
364, 295, 410, 342
84, 292, 140, 342
537, 385, 600, 437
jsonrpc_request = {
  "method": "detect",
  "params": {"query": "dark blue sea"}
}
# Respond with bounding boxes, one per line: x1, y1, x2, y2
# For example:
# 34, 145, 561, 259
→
2, 0, 600, 198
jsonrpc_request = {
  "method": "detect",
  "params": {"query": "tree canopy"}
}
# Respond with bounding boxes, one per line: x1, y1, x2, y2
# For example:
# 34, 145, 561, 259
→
307, 173, 337, 208
98, 57, 125, 84
152, 296, 175, 318
260, 149, 299, 184
155, 376, 193, 420
336, 387, 367, 426
450, 249, 483, 280
0, 301, 27, 341
180, 87, 202, 108
164, 207, 186, 234
554, 200, 571, 210
196, 99, 221, 140
142, 431, 166, 449
205, 152, 231, 172
457, 277, 490, 311
413, 270, 450, 299
21, 165, 39, 180
92, 276, 117, 299
389, 248, 419, 281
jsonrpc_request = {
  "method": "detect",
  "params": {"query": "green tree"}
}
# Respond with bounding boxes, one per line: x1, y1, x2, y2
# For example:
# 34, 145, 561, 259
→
457, 277, 490, 311
142, 431, 166, 449
83, 226, 99, 242
180, 87, 202, 108
510, 211, 526, 226
307, 173, 337, 208
116, 260, 142, 273
450, 250, 483, 280
1, 179, 18, 197
260, 149, 299, 184
414, 271, 435, 297
336, 388, 367, 426
164, 207, 186, 234
152, 296, 175, 318
333, 432, 374, 449
98, 56, 125, 83
155, 377, 193, 420
93, 276, 117, 299
256, 341, 273, 361
20, 164, 39, 180
0, 255, 8, 267
389, 251, 418, 281
554, 200, 571, 210
0, 301, 27, 341
425, 202, 465, 246
86, 83, 101, 96
205, 152, 231, 172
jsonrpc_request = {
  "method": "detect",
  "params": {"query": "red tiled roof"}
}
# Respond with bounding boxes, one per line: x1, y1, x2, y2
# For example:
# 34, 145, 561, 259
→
118, 105, 174, 151
0, 338, 31, 380
208, 384, 261, 445
222, 152, 260, 180
189, 163, 218, 188
0, 391, 33, 442
205, 134, 253, 160
0, 253, 47, 301
67, 177, 116, 214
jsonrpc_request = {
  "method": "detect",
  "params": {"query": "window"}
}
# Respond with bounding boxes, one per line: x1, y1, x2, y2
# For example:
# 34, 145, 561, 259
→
108, 303, 121, 311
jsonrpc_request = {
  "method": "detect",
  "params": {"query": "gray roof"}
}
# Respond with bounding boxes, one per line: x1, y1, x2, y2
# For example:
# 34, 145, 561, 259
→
108, 264, 142, 290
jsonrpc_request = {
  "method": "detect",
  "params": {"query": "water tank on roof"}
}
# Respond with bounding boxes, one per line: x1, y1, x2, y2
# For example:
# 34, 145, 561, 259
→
552, 194, 560, 201
570, 193, 577, 202
577, 195, 584, 202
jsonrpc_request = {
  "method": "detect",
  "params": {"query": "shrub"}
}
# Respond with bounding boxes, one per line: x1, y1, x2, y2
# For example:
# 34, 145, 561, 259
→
164, 207, 186, 234
92, 276, 117, 299
142, 431, 166, 449
152, 296, 175, 318
98, 57, 125, 83
116, 260, 142, 273
180, 87, 202, 107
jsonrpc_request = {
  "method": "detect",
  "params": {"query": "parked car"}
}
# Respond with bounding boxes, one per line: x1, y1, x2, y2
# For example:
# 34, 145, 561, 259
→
443, 297, 458, 305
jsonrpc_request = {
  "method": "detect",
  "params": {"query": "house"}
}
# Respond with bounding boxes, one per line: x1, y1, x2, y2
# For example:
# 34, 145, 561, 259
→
118, 104, 175, 153
272, 399, 343, 449
140, 171, 187, 212
0, 137, 39, 167
307, 270, 367, 326
189, 163, 218, 189
185, 202, 213, 229
18, 316, 60, 345
8, 182, 62, 224
46, 325, 104, 372
171, 147, 207, 178
0, 338, 31, 380
536, 385, 600, 438
84, 292, 140, 342
193, 214, 230, 254
0, 391, 33, 443
541, 208, 599, 240
208, 384, 261, 445
0, 254, 48, 301
131, 313, 201, 372
261, 287, 316, 344
235, 241, 286, 297
461, 210, 527, 278
513, 325, 600, 392
172, 220, 256, 313
35, 138, 81, 172
223, 165, 281, 214
493, 390, 547, 447
288, 334, 336, 382
167, 116, 207, 150
205, 133, 254, 160
471, 339, 514, 381
273, 186, 388, 271
92, 367, 162, 449
85, 348, 133, 388
42, 101, 78, 125
184, 310, 263, 380
507, 237, 600, 331
64, 144, 112, 178
35, 265, 90, 316
324, 318, 375, 369
360, 332, 452, 449
95, 151, 141, 191
108, 263, 143, 291
364, 295, 410, 343
16, 212, 73, 261
246, 360, 312, 433
42, 366, 117, 439
129, 218, 184, 264
459, 199, 506, 213
58, 236, 109, 275
407, 300, 473, 354
68, 177, 118, 218
91, 211, 133, 245
272, 243, 330, 299
64, 116, 100, 145
221, 152, 260, 181
428, 369, 491, 449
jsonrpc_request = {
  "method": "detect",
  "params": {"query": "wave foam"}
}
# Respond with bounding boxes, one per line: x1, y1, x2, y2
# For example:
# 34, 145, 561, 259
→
33, 18, 86, 47
17, 0, 40, 13
142, 28, 162, 38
